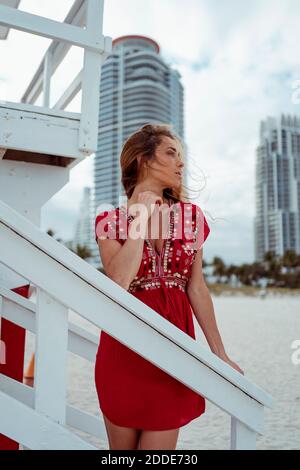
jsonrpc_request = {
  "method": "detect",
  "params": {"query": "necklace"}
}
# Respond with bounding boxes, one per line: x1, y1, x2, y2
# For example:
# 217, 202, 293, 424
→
119, 200, 175, 275
146, 209, 174, 276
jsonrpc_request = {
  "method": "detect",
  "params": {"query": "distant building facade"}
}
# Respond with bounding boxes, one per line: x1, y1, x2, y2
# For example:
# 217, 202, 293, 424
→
92, 35, 186, 267
254, 114, 300, 261
73, 186, 95, 265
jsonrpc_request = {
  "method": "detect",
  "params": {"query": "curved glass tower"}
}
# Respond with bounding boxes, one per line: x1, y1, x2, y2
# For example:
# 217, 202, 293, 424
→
92, 35, 185, 266
255, 114, 300, 261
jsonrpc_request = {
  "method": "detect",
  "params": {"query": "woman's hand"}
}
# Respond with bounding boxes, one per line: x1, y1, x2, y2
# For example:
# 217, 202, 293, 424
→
216, 351, 244, 375
130, 190, 163, 220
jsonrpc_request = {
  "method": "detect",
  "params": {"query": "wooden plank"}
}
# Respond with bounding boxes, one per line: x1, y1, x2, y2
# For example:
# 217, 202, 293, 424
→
0, 295, 5, 366
42, 51, 52, 108
0, 288, 99, 362
35, 289, 68, 424
20, 0, 87, 104
66, 406, 106, 440
0, 372, 33, 407
0, 373, 107, 442
231, 417, 257, 450
0, 4, 105, 52
0, 100, 80, 120
0, 106, 85, 159
0, 390, 97, 449
79, 0, 111, 153
53, 69, 83, 111
0, 285, 36, 313
0, 1, 20, 40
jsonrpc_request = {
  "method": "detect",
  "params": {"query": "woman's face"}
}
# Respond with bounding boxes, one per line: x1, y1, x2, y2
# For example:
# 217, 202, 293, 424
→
145, 136, 185, 189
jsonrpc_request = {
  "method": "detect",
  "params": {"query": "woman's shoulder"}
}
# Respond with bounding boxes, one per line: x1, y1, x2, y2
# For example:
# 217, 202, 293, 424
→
177, 200, 210, 248
95, 206, 117, 226
174, 200, 206, 219
95, 206, 126, 243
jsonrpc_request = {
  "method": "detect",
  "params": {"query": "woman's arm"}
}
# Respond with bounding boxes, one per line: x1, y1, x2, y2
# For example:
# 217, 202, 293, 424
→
186, 248, 226, 356
186, 248, 244, 375
97, 213, 148, 290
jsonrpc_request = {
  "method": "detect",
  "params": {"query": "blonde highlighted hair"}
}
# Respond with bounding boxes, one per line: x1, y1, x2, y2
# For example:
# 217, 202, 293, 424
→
120, 123, 189, 203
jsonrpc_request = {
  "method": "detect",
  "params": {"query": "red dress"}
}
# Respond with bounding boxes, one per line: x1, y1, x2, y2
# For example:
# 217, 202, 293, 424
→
94, 200, 210, 430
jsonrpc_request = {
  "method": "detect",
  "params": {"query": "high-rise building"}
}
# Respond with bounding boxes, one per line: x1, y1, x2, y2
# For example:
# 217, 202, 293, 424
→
254, 114, 300, 261
73, 186, 95, 265
92, 35, 185, 267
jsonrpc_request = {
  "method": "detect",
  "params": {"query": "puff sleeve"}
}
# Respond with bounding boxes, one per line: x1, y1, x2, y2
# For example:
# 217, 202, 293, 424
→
95, 209, 116, 243
190, 204, 210, 251
95, 208, 126, 245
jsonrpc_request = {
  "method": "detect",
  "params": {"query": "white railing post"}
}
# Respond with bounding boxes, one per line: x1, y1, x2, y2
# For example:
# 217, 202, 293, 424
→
79, 0, 106, 153
0, 295, 6, 366
230, 417, 257, 449
42, 50, 52, 108
34, 288, 68, 424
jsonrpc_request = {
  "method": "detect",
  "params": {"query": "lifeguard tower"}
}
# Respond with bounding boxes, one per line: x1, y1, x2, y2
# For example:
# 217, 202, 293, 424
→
0, 0, 274, 450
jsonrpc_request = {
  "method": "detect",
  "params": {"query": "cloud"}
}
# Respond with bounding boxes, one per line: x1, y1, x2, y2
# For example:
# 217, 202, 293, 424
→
171, 0, 300, 263
2, 0, 300, 264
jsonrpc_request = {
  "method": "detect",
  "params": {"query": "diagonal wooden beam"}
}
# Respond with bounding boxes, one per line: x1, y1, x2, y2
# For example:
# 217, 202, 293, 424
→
0, 389, 97, 449
0, 4, 105, 52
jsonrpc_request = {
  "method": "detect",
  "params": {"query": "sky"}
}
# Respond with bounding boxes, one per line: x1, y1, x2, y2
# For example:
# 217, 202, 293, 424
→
1, 0, 300, 264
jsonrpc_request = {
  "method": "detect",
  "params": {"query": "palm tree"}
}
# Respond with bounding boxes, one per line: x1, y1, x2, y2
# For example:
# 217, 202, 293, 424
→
46, 228, 55, 237
226, 264, 236, 282
75, 244, 92, 260
282, 249, 298, 272
236, 263, 253, 286
264, 250, 277, 263
251, 262, 267, 286
212, 256, 226, 283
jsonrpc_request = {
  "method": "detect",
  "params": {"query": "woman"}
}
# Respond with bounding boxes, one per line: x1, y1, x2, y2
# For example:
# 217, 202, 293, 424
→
94, 124, 244, 450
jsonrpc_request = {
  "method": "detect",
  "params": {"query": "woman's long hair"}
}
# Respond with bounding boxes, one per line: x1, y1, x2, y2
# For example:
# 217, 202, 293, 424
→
120, 123, 202, 204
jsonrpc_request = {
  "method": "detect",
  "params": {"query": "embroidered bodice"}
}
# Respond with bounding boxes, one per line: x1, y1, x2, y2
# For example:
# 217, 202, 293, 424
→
95, 200, 210, 294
